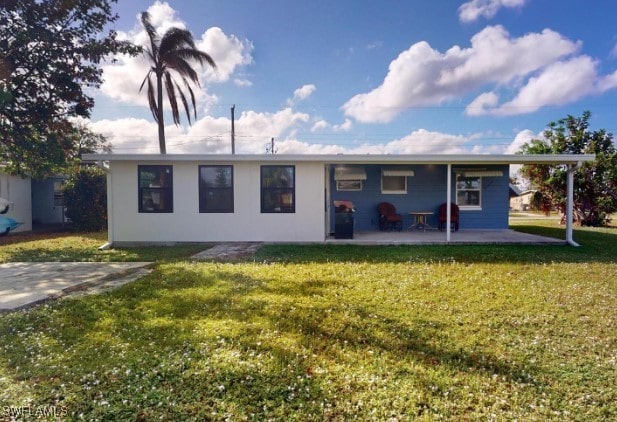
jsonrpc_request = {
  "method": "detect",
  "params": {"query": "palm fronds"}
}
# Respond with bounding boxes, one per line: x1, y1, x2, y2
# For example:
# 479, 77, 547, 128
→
139, 11, 217, 153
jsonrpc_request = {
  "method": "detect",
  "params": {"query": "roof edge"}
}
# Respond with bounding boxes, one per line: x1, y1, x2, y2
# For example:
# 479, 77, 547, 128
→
81, 153, 595, 165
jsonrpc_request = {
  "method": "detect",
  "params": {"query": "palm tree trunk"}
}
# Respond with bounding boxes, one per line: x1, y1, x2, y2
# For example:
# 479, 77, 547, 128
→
156, 72, 166, 154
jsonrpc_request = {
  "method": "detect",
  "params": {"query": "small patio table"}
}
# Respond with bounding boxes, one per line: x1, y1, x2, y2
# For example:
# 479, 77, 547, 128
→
408, 211, 434, 231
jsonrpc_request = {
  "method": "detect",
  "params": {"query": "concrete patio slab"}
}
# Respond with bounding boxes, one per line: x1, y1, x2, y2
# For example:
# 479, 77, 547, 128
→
0, 262, 152, 312
326, 229, 565, 245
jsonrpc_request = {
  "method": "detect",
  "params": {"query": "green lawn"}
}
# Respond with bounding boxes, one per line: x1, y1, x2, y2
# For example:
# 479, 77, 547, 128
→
0, 223, 616, 420
0, 231, 206, 263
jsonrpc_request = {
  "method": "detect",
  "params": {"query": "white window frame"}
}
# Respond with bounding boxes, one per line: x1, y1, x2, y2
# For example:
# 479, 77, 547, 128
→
381, 175, 407, 194
456, 175, 482, 210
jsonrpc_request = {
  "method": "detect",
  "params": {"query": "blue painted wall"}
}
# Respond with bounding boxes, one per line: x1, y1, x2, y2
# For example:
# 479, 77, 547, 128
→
329, 164, 509, 232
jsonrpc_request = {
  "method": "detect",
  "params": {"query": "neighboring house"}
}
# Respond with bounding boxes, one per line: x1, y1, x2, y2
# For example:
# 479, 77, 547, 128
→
0, 170, 67, 232
0, 171, 32, 232
31, 176, 67, 225
510, 189, 536, 212
83, 153, 594, 246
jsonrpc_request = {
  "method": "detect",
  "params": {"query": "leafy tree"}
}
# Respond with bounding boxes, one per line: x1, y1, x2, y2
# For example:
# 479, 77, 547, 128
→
64, 122, 112, 172
63, 166, 107, 231
519, 111, 617, 226
0, 0, 138, 178
139, 11, 216, 154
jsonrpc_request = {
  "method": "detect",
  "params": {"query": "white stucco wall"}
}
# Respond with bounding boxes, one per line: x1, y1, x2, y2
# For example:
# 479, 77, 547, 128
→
108, 160, 326, 243
0, 173, 32, 232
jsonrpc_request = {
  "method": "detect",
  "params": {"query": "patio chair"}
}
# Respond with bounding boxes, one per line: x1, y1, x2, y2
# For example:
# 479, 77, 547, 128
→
377, 202, 403, 231
438, 203, 459, 231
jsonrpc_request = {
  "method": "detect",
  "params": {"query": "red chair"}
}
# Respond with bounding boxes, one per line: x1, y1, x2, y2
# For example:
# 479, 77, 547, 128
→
377, 202, 403, 231
438, 203, 459, 231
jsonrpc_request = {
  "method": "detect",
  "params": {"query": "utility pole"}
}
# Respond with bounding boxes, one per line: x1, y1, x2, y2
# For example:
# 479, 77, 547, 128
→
266, 137, 276, 154
230, 105, 235, 154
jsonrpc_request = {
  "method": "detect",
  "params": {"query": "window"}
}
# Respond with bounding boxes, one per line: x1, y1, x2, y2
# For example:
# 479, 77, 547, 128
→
261, 165, 295, 213
456, 175, 481, 209
138, 165, 173, 213
199, 165, 233, 213
381, 175, 407, 194
53, 180, 64, 207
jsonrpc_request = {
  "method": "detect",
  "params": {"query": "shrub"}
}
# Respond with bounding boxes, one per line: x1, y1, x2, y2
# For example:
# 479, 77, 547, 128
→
63, 166, 107, 231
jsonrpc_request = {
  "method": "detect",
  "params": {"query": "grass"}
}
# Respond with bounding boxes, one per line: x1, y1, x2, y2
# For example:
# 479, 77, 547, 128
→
0, 222, 616, 420
0, 231, 206, 263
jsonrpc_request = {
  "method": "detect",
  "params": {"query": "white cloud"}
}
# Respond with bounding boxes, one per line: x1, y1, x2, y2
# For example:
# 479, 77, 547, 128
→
505, 129, 537, 154
88, 109, 538, 158
333, 119, 353, 132
308, 118, 352, 133
342, 25, 617, 122
458, 0, 527, 23
490, 57, 596, 115
99, 1, 253, 109
234, 79, 253, 87
505, 129, 543, 177
198, 27, 254, 83
597, 69, 617, 92
382, 129, 471, 154
273, 140, 346, 155
90, 108, 310, 154
473, 56, 615, 116
310, 119, 330, 132
466, 91, 499, 116
89, 117, 184, 154
611, 42, 617, 59
287, 84, 316, 105
268, 128, 476, 155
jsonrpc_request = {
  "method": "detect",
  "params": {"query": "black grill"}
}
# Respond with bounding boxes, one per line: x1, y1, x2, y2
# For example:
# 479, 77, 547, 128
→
334, 200, 354, 239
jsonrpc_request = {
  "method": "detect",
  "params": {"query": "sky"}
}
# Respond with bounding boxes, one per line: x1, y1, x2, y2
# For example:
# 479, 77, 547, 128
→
87, 0, 617, 156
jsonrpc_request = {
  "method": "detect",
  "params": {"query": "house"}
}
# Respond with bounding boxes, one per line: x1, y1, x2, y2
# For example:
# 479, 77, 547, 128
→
0, 170, 68, 232
83, 153, 594, 246
510, 189, 536, 212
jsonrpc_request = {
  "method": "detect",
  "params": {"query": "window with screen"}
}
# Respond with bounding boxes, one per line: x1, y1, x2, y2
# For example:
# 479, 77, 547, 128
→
138, 165, 173, 213
261, 165, 295, 213
199, 165, 234, 213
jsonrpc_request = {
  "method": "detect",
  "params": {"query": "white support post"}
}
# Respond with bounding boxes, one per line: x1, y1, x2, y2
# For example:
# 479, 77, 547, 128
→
446, 164, 452, 242
566, 164, 579, 247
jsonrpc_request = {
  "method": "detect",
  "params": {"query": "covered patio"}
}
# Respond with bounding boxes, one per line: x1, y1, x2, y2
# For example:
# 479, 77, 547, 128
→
326, 229, 564, 245
326, 153, 595, 246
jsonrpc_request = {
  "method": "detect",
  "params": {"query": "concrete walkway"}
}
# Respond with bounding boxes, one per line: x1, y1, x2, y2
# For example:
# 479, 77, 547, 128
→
191, 242, 262, 261
0, 262, 152, 312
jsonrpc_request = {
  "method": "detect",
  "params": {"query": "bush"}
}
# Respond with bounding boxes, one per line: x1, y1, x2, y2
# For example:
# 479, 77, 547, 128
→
63, 166, 107, 231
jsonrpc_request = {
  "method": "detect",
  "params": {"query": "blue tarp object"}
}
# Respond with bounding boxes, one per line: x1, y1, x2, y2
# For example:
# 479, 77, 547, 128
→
0, 217, 23, 235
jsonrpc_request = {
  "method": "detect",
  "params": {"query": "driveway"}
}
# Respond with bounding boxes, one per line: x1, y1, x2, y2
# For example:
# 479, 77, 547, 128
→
0, 262, 152, 312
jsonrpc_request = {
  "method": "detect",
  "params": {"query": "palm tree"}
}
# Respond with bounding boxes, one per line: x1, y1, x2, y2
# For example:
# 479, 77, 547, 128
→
139, 12, 216, 154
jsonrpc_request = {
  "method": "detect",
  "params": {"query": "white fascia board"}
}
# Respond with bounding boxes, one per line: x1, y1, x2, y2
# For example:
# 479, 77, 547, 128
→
82, 153, 595, 165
